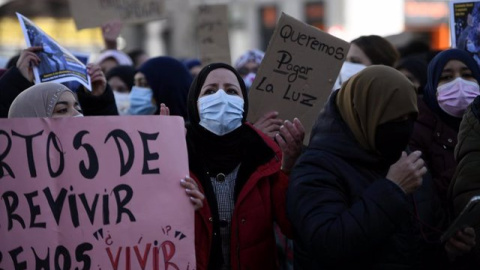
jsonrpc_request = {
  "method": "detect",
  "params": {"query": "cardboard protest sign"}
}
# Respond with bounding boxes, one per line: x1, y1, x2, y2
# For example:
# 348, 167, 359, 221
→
449, 0, 480, 52
17, 13, 92, 91
197, 4, 231, 65
68, 0, 164, 30
247, 13, 350, 144
0, 116, 195, 269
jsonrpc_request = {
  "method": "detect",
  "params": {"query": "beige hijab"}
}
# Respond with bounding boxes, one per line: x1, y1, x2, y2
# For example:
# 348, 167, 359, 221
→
336, 65, 418, 153
8, 82, 74, 118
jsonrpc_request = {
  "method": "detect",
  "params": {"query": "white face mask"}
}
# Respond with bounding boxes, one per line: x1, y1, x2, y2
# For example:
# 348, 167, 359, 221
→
198, 89, 244, 136
113, 91, 130, 115
333, 61, 367, 91
73, 114, 84, 117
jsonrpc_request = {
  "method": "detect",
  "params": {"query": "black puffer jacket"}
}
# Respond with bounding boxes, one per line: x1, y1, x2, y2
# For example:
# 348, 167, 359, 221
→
287, 91, 448, 270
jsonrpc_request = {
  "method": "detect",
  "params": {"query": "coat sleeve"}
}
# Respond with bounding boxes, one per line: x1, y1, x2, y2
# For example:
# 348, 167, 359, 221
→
0, 67, 34, 118
76, 83, 119, 116
286, 149, 411, 261
450, 102, 480, 216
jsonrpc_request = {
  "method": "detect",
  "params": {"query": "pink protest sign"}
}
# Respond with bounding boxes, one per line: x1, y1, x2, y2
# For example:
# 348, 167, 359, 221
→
0, 116, 194, 269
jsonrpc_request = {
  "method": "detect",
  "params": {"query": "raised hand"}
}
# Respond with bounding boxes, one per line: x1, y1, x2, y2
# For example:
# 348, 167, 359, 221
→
101, 20, 122, 50
386, 151, 427, 194
16, 46, 42, 82
86, 63, 107, 96
253, 111, 284, 139
276, 118, 305, 173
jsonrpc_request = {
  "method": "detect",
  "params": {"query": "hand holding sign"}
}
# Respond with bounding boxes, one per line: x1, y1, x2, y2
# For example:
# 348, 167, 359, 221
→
102, 20, 123, 50
87, 63, 107, 96
276, 118, 305, 173
180, 175, 205, 211
253, 111, 284, 139
16, 46, 42, 82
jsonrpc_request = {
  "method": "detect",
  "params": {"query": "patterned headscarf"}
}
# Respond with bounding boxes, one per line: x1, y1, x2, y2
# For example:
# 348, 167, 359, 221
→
234, 49, 265, 70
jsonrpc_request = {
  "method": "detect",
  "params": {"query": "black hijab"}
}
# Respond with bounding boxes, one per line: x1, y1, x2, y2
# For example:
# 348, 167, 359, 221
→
138, 56, 192, 119
106, 65, 136, 91
422, 48, 480, 131
186, 63, 251, 269
186, 63, 249, 176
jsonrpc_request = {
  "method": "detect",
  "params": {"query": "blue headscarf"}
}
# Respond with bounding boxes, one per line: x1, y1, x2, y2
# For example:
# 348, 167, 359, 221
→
138, 56, 192, 119
423, 48, 480, 130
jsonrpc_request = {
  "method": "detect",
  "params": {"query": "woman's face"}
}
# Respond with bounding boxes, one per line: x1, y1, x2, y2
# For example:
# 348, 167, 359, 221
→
134, 72, 149, 88
398, 68, 421, 91
346, 43, 372, 66
100, 58, 118, 74
438, 59, 478, 87
52, 91, 82, 118
109, 76, 129, 93
199, 68, 243, 99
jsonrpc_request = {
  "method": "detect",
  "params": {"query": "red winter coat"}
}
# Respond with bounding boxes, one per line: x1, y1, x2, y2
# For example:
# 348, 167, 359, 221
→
191, 124, 293, 270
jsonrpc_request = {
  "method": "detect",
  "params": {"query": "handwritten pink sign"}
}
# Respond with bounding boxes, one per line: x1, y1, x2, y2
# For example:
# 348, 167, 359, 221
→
0, 115, 194, 270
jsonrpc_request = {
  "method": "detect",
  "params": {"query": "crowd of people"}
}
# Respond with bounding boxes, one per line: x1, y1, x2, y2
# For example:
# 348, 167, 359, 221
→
2, 17, 480, 270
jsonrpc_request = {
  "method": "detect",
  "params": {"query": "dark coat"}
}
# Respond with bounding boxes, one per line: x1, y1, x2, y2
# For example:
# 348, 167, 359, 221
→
0, 67, 32, 117
447, 95, 480, 268
287, 91, 448, 270
449, 95, 480, 215
409, 99, 457, 209
0, 66, 118, 117
190, 123, 293, 270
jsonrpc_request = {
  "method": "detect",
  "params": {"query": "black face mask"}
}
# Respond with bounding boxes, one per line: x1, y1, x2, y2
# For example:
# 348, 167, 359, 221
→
375, 119, 415, 165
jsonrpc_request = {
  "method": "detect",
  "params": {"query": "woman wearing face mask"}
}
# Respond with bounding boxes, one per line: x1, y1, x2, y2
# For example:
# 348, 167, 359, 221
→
128, 56, 192, 118
106, 65, 136, 115
287, 65, 476, 269
186, 63, 304, 270
409, 48, 480, 212
8, 82, 83, 118
333, 34, 400, 91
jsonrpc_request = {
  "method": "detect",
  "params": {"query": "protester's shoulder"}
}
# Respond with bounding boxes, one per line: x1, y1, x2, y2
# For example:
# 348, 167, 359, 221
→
471, 95, 480, 121
291, 147, 345, 179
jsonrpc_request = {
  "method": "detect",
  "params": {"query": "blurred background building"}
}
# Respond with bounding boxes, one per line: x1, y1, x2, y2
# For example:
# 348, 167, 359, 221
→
0, 0, 450, 66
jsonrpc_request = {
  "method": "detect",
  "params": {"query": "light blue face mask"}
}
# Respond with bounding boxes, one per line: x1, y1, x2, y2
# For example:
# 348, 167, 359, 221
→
198, 89, 244, 136
127, 86, 157, 115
